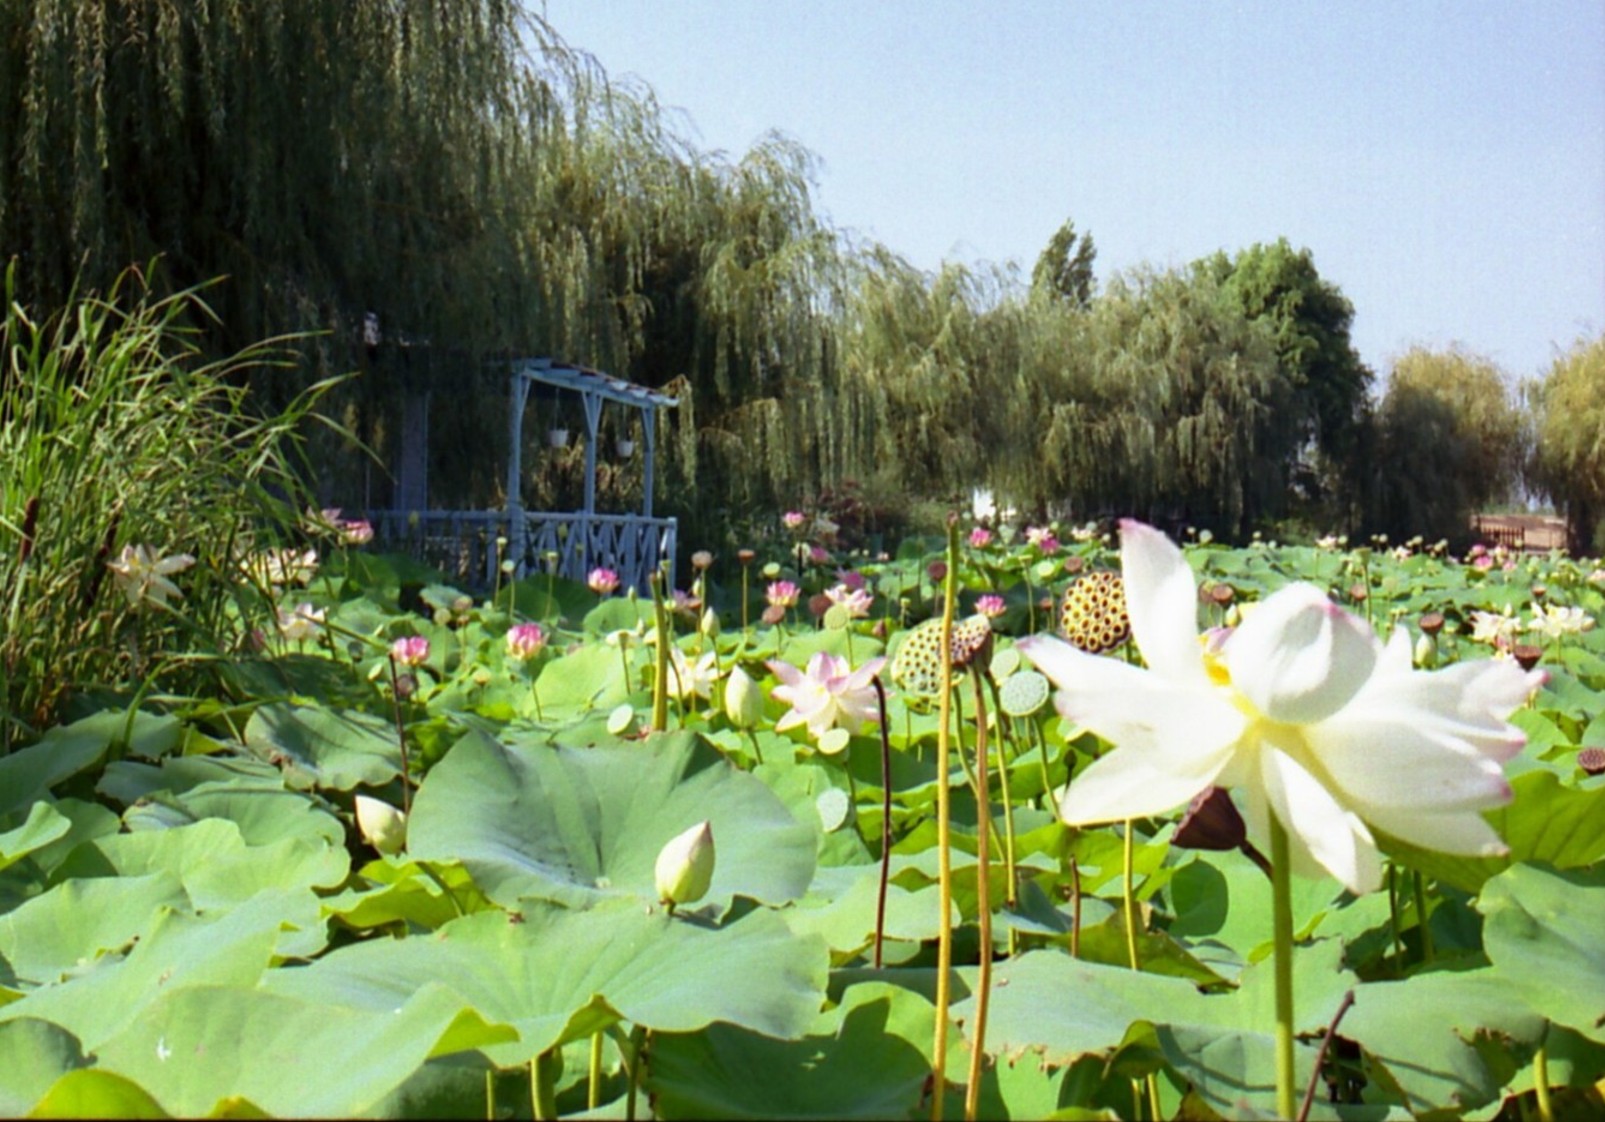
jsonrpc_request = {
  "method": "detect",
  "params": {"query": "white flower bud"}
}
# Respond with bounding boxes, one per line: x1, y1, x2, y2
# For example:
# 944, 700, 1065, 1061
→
723, 664, 763, 729
654, 820, 715, 908
700, 607, 721, 639
355, 795, 407, 856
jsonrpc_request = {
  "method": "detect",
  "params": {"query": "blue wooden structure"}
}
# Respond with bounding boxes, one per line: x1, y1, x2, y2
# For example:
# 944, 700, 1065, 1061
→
366, 358, 678, 592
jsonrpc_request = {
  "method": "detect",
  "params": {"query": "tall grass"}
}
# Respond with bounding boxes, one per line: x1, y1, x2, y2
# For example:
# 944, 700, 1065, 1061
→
0, 263, 339, 746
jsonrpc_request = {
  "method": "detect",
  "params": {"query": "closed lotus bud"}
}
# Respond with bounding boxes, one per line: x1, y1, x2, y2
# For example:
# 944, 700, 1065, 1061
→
355, 794, 407, 856
654, 820, 715, 909
700, 607, 721, 638
723, 664, 763, 728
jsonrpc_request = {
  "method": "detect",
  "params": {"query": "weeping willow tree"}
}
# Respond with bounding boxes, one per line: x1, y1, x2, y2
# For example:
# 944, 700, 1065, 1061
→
1031, 266, 1296, 536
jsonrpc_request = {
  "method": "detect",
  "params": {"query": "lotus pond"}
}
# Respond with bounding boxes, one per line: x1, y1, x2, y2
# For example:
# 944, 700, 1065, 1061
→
3, 521, 1604, 1120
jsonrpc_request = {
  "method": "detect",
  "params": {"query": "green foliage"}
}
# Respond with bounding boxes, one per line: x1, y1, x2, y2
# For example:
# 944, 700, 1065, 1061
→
1368, 346, 1525, 545
1531, 333, 1605, 552
1031, 218, 1097, 308
0, 266, 333, 738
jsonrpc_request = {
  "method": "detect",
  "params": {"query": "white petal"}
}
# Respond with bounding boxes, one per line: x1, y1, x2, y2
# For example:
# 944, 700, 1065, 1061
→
1060, 744, 1227, 825
1226, 584, 1377, 724
1260, 741, 1383, 895
1364, 804, 1510, 858
1349, 654, 1539, 763
1020, 635, 1246, 762
1119, 520, 1209, 687
1310, 712, 1513, 812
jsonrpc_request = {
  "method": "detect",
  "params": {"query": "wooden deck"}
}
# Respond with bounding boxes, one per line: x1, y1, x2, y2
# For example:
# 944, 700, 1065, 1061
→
1469, 513, 1567, 553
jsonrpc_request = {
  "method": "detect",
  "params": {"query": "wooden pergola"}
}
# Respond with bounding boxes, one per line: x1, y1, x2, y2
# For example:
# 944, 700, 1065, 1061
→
365, 357, 679, 593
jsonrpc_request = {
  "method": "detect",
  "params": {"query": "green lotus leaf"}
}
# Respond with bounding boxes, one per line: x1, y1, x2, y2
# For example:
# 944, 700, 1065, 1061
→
262, 901, 827, 1066
24, 1068, 175, 1119
323, 859, 494, 932
0, 873, 187, 987
1341, 967, 1546, 1115
1480, 863, 1605, 1042
0, 715, 119, 820
407, 729, 815, 911
531, 642, 634, 718
49, 818, 346, 935
0, 1017, 88, 1116
91, 982, 504, 1118
0, 802, 69, 874
646, 983, 938, 1121
0, 889, 299, 1051
243, 703, 402, 792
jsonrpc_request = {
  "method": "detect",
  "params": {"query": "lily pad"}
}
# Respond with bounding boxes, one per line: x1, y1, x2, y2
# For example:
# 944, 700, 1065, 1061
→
407, 729, 815, 911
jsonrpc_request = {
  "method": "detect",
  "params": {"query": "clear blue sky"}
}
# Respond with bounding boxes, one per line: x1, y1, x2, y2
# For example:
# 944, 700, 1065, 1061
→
540, 1, 1605, 386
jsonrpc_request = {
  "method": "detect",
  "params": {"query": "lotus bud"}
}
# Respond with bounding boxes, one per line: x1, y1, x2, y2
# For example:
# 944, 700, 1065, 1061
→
700, 607, 721, 638
355, 795, 407, 856
654, 820, 715, 909
724, 664, 764, 728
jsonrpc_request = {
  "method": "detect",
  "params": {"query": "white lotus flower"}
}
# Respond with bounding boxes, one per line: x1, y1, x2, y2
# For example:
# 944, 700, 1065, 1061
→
666, 647, 719, 701
1017, 520, 1542, 895
107, 544, 195, 607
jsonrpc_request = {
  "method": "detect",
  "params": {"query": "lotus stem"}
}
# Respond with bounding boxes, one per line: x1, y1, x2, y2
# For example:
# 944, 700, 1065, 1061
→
1122, 820, 1140, 970
485, 1068, 496, 1120
964, 671, 994, 1122
984, 674, 1019, 909
1271, 813, 1297, 1121
931, 517, 960, 1122
386, 654, 412, 819
650, 568, 670, 733
1412, 870, 1436, 963
530, 1048, 558, 1120
872, 675, 894, 970
1534, 1037, 1554, 1122
588, 1031, 604, 1109
1298, 989, 1354, 1122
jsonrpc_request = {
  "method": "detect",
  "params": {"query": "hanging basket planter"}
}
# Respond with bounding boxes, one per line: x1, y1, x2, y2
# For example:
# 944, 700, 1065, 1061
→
616, 439, 636, 458
546, 427, 570, 449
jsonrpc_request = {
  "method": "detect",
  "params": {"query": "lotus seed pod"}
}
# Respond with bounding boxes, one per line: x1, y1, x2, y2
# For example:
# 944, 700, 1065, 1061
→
723, 664, 763, 729
655, 820, 715, 908
355, 795, 407, 856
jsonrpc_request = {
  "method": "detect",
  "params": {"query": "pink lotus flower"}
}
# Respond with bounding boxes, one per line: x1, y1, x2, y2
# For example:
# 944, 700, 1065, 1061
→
808, 545, 832, 566
836, 568, 866, 591
825, 582, 874, 619
766, 652, 887, 746
766, 580, 801, 609
340, 518, 374, 546
975, 593, 1007, 619
782, 510, 807, 530
1026, 526, 1061, 554
969, 527, 994, 548
588, 567, 620, 596
505, 622, 545, 661
391, 635, 430, 667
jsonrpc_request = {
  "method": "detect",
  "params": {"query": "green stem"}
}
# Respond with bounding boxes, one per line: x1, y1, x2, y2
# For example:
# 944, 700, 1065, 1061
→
485, 1068, 496, 1121
1271, 814, 1297, 1121
931, 518, 960, 1122
984, 674, 1019, 909
530, 1049, 558, 1121
1534, 1036, 1554, 1122
386, 654, 412, 819
964, 671, 994, 1122
1387, 864, 1405, 976
650, 570, 670, 733
588, 1030, 604, 1110
1412, 870, 1436, 964
1122, 820, 1140, 970
872, 676, 894, 970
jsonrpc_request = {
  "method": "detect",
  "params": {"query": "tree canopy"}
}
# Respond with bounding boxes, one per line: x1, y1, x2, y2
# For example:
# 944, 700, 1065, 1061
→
6, 0, 1587, 553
